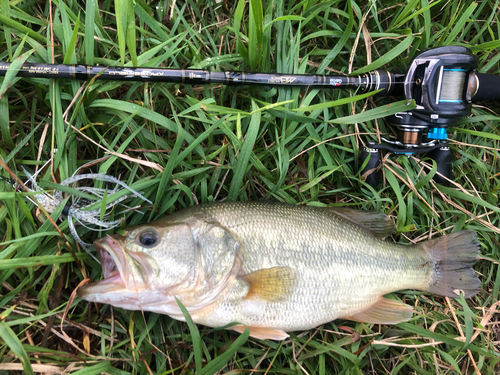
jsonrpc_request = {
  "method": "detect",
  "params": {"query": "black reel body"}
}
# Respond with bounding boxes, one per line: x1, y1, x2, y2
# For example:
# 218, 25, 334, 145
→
361, 46, 478, 187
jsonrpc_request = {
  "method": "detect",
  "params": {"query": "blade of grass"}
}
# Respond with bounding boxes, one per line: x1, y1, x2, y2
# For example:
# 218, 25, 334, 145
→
202, 326, 250, 375
329, 99, 417, 124
227, 103, 261, 200
62, 13, 80, 64
0, 321, 33, 375
126, 0, 137, 66
176, 298, 203, 374
248, 0, 264, 70
350, 33, 414, 75
0, 13, 46, 43
458, 293, 476, 349
151, 120, 184, 220
397, 322, 494, 358
437, 185, 500, 214
0, 44, 33, 100
114, 0, 128, 65
0, 253, 88, 269
0, 0, 12, 58
385, 168, 407, 231
292, 91, 379, 112
443, 2, 478, 45
71, 361, 114, 374
84, 0, 96, 64
233, 0, 248, 59
318, 0, 353, 74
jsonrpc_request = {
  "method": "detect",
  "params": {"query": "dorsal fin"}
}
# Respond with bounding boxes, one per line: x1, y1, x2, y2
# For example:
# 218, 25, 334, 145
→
241, 267, 296, 303
326, 207, 394, 239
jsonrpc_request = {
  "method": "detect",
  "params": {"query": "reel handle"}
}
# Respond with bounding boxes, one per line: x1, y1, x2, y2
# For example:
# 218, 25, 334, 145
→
427, 145, 452, 184
358, 143, 452, 188
360, 148, 381, 188
472, 72, 500, 102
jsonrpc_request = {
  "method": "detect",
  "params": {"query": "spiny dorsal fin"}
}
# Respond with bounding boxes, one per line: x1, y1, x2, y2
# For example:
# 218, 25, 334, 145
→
343, 296, 414, 324
231, 324, 289, 340
241, 267, 296, 303
326, 207, 394, 239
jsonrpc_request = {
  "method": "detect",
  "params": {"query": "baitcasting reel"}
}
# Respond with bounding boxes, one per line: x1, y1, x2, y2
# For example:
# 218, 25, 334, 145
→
360, 46, 498, 187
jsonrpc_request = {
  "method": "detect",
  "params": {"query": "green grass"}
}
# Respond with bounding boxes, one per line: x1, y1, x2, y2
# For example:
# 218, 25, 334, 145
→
1, 0, 500, 373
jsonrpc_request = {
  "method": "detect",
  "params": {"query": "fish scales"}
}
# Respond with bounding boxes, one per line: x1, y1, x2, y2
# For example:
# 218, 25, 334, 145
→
78, 201, 480, 340
193, 202, 429, 330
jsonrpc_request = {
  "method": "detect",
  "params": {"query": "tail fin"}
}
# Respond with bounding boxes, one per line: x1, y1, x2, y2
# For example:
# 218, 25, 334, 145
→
422, 230, 480, 298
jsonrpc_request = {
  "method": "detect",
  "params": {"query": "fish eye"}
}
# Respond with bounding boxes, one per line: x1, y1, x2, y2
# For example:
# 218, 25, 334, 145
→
136, 229, 158, 248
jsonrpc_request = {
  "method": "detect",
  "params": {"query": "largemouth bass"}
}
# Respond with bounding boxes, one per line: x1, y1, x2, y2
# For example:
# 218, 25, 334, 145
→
78, 201, 480, 340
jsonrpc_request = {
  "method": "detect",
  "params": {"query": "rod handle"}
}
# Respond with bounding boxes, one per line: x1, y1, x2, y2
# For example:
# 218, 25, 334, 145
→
360, 148, 380, 187
427, 145, 452, 184
473, 72, 500, 102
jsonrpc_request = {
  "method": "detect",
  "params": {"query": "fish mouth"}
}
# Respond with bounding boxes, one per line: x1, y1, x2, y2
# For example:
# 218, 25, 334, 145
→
96, 237, 127, 287
77, 236, 129, 299
78, 235, 163, 311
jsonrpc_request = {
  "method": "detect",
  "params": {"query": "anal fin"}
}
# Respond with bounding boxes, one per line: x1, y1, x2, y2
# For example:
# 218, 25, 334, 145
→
231, 324, 289, 340
343, 296, 414, 324
241, 267, 296, 303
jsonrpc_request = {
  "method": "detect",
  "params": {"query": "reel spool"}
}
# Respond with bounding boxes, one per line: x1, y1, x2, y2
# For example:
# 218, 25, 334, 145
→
360, 46, 479, 187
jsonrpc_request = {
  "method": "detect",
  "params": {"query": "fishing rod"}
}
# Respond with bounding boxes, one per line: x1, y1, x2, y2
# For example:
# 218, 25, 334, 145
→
2, 46, 499, 186
0, 61, 403, 95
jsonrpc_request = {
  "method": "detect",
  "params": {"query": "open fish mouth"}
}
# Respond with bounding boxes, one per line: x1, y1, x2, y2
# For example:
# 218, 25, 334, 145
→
78, 236, 132, 299
95, 237, 127, 287
78, 235, 157, 304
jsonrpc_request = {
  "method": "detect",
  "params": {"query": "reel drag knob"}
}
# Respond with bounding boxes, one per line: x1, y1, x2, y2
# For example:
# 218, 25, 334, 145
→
360, 148, 381, 188
427, 145, 452, 184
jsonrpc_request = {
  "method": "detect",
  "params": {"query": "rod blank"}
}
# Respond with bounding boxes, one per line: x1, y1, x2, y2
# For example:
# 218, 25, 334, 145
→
0, 61, 403, 96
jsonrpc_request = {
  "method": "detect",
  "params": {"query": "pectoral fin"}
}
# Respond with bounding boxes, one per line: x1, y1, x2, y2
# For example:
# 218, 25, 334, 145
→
241, 267, 296, 303
231, 324, 289, 340
343, 296, 414, 324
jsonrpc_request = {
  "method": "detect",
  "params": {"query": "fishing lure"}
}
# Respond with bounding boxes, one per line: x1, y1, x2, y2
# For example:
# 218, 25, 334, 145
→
18, 158, 152, 261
